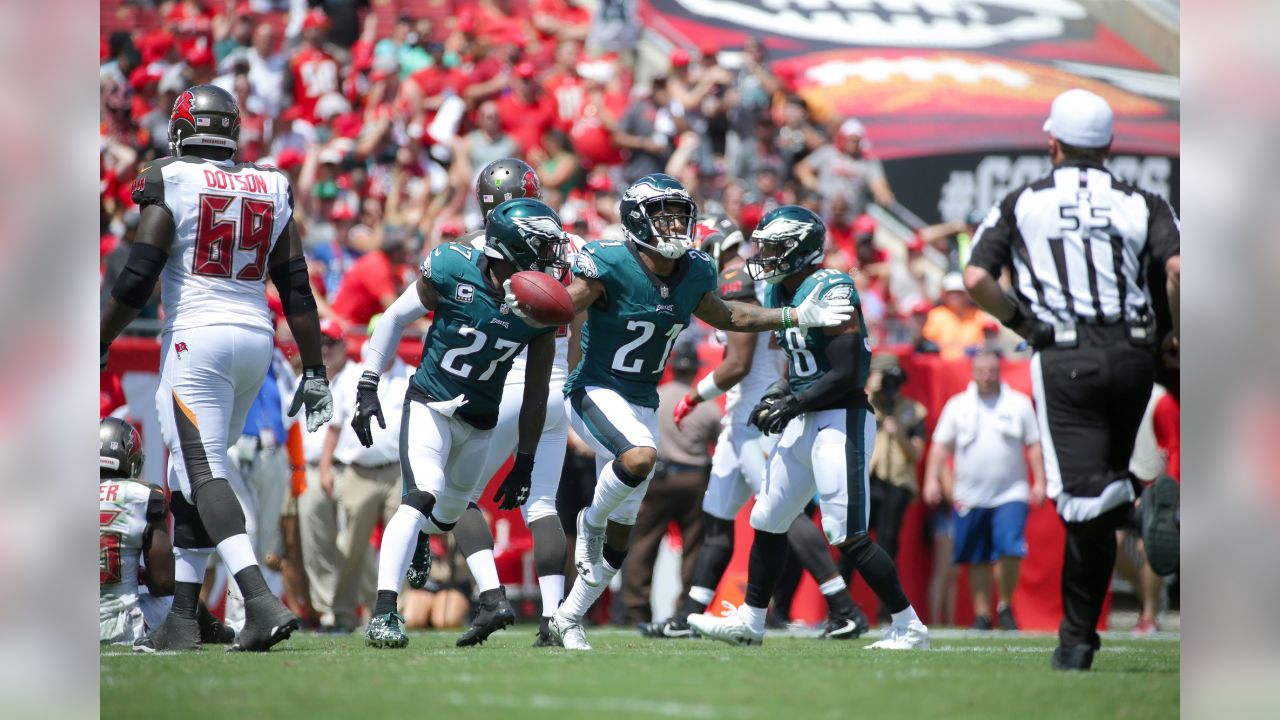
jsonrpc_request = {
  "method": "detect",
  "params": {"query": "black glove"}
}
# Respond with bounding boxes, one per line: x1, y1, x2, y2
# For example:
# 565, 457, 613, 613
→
756, 394, 803, 436
288, 365, 334, 432
749, 378, 791, 433
351, 370, 385, 448
492, 452, 534, 510
1004, 303, 1055, 350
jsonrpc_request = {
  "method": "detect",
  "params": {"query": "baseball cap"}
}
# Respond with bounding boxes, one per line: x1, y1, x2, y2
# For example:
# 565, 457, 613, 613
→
329, 203, 355, 222
942, 272, 966, 293
852, 214, 876, 239
837, 118, 866, 139
514, 61, 537, 80
671, 48, 690, 68
303, 8, 330, 31
1043, 89, 1113, 149
319, 319, 345, 342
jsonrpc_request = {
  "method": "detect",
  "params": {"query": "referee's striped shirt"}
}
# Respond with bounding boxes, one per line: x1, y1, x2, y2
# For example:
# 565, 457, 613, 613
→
967, 160, 1180, 325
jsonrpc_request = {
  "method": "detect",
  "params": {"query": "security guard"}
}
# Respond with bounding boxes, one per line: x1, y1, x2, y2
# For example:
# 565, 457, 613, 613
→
962, 89, 1180, 670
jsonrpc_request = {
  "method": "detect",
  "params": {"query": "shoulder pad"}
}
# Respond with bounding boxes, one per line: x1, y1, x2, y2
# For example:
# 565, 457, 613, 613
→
717, 266, 756, 301
131, 157, 178, 212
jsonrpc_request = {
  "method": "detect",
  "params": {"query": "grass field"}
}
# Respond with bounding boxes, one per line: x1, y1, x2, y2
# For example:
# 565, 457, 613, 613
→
101, 627, 1179, 720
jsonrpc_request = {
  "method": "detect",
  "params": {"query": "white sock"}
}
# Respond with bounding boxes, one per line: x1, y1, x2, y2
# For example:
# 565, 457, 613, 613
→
689, 586, 715, 606
584, 462, 638, 528
740, 604, 768, 634
466, 549, 501, 593
173, 547, 213, 584
538, 574, 565, 617
215, 534, 258, 575
818, 576, 848, 596
891, 605, 922, 629
377, 505, 426, 593
560, 560, 622, 620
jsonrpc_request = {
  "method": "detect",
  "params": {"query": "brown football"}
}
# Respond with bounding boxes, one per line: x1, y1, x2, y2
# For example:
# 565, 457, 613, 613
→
510, 271, 575, 326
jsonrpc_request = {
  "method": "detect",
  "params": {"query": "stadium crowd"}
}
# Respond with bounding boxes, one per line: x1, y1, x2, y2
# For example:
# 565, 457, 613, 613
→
100, 0, 1178, 636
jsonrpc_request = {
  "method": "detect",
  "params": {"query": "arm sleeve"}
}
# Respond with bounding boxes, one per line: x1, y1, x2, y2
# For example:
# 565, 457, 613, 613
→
360, 284, 427, 375
1144, 191, 1180, 265
791, 332, 863, 411
144, 485, 168, 524
965, 191, 1019, 277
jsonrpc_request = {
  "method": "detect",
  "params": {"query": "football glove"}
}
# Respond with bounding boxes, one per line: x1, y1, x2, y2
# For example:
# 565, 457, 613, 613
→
672, 393, 699, 430
794, 285, 854, 329
492, 452, 535, 510
754, 394, 803, 436
748, 379, 791, 434
501, 278, 532, 321
351, 370, 385, 447
288, 365, 334, 433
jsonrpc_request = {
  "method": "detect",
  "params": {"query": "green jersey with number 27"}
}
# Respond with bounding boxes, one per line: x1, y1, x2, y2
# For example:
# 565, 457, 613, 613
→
765, 269, 871, 400
411, 243, 554, 428
565, 241, 718, 408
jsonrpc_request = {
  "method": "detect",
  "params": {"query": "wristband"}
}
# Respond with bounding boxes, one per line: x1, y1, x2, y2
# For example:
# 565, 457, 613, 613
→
303, 365, 327, 380
782, 306, 793, 330
695, 372, 725, 402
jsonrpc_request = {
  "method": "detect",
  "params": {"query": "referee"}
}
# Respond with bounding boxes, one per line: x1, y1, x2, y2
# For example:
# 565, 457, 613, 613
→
963, 89, 1180, 671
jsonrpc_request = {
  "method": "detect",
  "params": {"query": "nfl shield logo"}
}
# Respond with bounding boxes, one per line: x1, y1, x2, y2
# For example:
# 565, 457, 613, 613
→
659, 286, 669, 299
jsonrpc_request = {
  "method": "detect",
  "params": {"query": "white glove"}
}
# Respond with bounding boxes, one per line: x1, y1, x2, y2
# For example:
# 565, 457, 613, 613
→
793, 286, 854, 330
502, 278, 531, 321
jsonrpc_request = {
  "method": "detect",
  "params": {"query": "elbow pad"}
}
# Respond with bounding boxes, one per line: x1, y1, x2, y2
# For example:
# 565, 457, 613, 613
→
270, 256, 317, 316
111, 243, 168, 309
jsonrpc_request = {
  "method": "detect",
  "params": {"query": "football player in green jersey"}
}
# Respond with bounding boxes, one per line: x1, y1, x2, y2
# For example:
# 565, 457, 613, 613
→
350, 199, 568, 649
687, 205, 930, 650
504, 175, 855, 650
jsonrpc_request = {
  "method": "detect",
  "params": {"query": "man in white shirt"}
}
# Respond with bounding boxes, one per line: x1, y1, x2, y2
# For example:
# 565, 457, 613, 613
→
924, 351, 1045, 630
321, 341, 414, 630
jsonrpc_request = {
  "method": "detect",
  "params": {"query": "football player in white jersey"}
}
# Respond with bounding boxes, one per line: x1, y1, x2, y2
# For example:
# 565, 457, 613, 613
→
401, 158, 582, 647
641, 219, 871, 640
100, 85, 334, 652
100, 417, 233, 646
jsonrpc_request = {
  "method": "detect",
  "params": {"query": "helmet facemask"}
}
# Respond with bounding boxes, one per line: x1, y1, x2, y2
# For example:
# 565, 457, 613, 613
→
633, 197, 696, 259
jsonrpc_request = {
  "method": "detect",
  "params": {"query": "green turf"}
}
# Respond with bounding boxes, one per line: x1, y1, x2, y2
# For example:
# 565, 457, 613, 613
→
101, 628, 1178, 720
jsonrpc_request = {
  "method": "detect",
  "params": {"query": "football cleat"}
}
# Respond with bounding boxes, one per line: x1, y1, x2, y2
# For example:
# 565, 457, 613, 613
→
637, 617, 696, 639
134, 614, 202, 653
406, 533, 432, 590
574, 509, 607, 587
1142, 475, 1180, 576
532, 628, 563, 648
687, 603, 764, 647
867, 621, 930, 650
456, 587, 516, 647
228, 595, 300, 652
818, 617, 863, 641
365, 612, 409, 649
197, 603, 236, 644
548, 611, 591, 651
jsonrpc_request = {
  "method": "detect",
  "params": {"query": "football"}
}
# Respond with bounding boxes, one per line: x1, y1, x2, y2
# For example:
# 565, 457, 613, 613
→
510, 271, 575, 326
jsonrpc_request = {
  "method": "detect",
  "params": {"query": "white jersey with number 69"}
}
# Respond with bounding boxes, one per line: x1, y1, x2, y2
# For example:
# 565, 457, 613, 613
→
131, 155, 294, 336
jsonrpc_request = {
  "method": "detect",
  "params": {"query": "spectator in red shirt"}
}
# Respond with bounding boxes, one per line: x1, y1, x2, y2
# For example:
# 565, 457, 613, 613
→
497, 62, 558, 155
544, 40, 585, 129
330, 225, 415, 327
284, 10, 342, 124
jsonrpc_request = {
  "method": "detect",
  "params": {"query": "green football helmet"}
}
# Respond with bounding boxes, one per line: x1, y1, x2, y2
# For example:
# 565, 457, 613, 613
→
168, 84, 240, 157
484, 198, 569, 277
476, 158, 542, 221
746, 205, 826, 284
619, 173, 698, 259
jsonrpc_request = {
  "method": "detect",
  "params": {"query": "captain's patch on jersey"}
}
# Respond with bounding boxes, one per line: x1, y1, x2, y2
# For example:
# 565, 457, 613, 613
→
455, 283, 475, 303
823, 284, 853, 302
573, 252, 599, 279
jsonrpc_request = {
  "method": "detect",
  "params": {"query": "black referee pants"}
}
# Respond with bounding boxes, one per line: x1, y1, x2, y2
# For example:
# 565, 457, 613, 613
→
1031, 324, 1155, 649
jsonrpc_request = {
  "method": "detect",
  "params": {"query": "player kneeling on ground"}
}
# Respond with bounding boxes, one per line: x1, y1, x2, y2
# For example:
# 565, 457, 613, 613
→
352, 198, 567, 649
687, 206, 929, 650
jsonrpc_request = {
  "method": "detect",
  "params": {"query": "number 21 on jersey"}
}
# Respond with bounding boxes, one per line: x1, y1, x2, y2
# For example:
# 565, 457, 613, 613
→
613, 321, 685, 374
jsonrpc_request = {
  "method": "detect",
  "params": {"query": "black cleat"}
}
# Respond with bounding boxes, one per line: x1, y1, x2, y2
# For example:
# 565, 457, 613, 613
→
638, 618, 696, 639
997, 605, 1018, 631
972, 615, 993, 631
533, 628, 563, 647
818, 615, 866, 640
1142, 475, 1180, 576
850, 605, 871, 635
456, 587, 515, 647
228, 595, 300, 652
197, 602, 235, 644
1050, 644, 1095, 671
134, 614, 202, 653
406, 533, 433, 590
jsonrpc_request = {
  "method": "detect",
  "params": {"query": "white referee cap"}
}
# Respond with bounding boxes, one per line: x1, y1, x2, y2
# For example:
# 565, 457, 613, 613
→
1043, 89, 1113, 149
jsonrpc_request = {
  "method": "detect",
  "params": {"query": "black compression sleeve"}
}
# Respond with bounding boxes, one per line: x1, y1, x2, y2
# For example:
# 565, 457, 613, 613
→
111, 243, 168, 309
269, 255, 317, 316
792, 333, 863, 411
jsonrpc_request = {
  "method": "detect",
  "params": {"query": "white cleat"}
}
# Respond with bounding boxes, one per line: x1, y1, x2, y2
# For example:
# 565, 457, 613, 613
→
867, 621, 930, 650
548, 611, 592, 651
575, 509, 606, 587
686, 603, 764, 647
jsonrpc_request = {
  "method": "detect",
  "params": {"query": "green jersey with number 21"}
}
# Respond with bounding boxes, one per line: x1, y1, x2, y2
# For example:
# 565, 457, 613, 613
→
412, 243, 555, 428
565, 240, 718, 409
765, 269, 871, 398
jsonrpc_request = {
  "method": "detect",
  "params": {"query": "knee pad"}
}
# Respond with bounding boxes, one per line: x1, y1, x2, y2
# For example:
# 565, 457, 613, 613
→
402, 490, 437, 516
523, 496, 559, 524
612, 458, 648, 488
171, 492, 214, 549
749, 503, 791, 535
